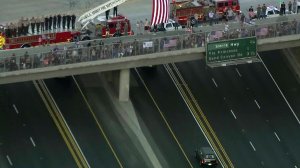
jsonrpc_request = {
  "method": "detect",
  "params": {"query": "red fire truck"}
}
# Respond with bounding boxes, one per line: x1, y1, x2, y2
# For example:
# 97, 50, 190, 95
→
1, 0, 133, 50
2, 31, 81, 50
212, 0, 240, 15
171, 0, 240, 26
100, 15, 133, 38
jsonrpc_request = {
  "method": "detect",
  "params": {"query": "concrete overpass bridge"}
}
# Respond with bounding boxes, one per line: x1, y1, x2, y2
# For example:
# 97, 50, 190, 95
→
1, 14, 300, 100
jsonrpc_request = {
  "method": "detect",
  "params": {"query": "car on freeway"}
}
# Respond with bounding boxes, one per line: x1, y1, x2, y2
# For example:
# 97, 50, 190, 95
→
195, 147, 218, 167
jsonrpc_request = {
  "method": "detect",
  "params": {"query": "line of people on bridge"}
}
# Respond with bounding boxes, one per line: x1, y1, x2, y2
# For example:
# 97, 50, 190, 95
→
3, 14, 77, 38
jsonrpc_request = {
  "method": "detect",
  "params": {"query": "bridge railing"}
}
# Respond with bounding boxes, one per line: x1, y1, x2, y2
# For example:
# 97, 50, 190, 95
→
1, 17, 300, 73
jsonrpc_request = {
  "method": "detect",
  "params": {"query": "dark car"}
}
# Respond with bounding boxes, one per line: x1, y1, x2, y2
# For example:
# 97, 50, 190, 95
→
195, 147, 218, 167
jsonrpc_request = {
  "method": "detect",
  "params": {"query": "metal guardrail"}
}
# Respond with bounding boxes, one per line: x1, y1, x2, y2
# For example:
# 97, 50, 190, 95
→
1, 16, 300, 73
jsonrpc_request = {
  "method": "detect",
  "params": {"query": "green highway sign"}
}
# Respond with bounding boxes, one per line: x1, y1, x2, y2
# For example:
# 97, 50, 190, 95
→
206, 37, 257, 64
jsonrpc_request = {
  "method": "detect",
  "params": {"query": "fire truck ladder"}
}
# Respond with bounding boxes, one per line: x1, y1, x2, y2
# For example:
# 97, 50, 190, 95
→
78, 0, 128, 28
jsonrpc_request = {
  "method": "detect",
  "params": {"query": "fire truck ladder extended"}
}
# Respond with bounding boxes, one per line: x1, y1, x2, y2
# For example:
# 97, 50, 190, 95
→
78, 0, 128, 28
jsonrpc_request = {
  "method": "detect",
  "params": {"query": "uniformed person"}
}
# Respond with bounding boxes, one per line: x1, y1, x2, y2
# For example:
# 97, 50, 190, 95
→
105, 10, 110, 20
67, 14, 71, 29
10, 23, 17, 37
113, 6, 118, 16
30, 17, 36, 34
40, 16, 45, 32
62, 14, 66, 29
71, 14, 76, 29
24, 18, 30, 35
49, 15, 53, 30
53, 15, 57, 29
45, 16, 49, 31
57, 14, 62, 29
36, 17, 41, 33
17, 21, 22, 36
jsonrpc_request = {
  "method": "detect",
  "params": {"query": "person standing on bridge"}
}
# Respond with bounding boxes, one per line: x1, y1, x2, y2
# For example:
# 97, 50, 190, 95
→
262, 4, 267, 19
57, 14, 62, 29
105, 10, 110, 20
30, 17, 36, 34
53, 15, 57, 29
49, 15, 53, 30
67, 14, 71, 29
113, 6, 118, 16
293, 0, 297, 13
45, 16, 49, 31
24, 18, 30, 35
256, 4, 262, 19
71, 14, 76, 30
62, 14, 66, 29
40, 16, 45, 32
280, 2, 286, 15
36, 17, 40, 33
288, 1, 292, 13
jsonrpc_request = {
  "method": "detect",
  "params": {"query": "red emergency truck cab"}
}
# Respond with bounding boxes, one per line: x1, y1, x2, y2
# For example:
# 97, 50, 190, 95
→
171, 0, 214, 26
101, 15, 133, 38
2, 31, 80, 50
171, 0, 240, 26
212, 0, 240, 15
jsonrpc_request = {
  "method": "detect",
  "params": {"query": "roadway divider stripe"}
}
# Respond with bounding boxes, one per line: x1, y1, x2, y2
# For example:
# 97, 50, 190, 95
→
39, 80, 90, 168
71, 76, 124, 168
33, 81, 83, 168
168, 63, 234, 168
171, 63, 232, 164
135, 69, 194, 168
172, 63, 234, 167
34, 80, 89, 168
164, 64, 226, 167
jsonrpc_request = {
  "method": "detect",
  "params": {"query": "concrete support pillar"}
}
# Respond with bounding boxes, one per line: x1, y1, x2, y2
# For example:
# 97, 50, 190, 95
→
118, 69, 130, 101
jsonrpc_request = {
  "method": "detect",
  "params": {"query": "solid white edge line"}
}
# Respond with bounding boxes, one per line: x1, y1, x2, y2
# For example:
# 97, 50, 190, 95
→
257, 54, 300, 125
249, 141, 256, 151
30, 136, 36, 147
6, 155, 13, 166
12, 104, 19, 114
230, 109, 237, 119
212, 78, 218, 88
235, 68, 242, 77
254, 99, 260, 109
273, 132, 281, 142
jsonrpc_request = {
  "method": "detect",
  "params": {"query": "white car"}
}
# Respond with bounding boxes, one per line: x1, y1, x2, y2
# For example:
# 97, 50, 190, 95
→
151, 19, 182, 32
164, 19, 183, 31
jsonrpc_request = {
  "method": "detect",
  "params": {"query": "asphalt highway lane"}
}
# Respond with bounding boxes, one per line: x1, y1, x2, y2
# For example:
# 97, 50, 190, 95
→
261, 50, 300, 120
44, 77, 121, 168
0, 82, 76, 168
74, 73, 150, 167
175, 54, 300, 167
133, 67, 217, 168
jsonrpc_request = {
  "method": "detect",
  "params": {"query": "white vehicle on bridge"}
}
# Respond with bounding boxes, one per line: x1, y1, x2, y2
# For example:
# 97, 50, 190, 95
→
150, 19, 182, 32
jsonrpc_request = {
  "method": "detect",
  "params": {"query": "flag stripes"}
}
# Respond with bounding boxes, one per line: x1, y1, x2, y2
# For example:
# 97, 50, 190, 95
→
151, 0, 169, 26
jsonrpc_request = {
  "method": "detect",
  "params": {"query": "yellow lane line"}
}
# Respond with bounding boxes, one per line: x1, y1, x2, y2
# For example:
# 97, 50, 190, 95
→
71, 76, 124, 168
33, 81, 83, 168
135, 69, 194, 168
164, 65, 227, 166
37, 80, 90, 168
171, 63, 234, 168
171, 63, 233, 167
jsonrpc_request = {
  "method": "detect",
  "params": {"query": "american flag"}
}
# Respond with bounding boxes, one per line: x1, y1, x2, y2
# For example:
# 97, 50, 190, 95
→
256, 27, 268, 36
164, 39, 177, 48
151, 0, 169, 26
